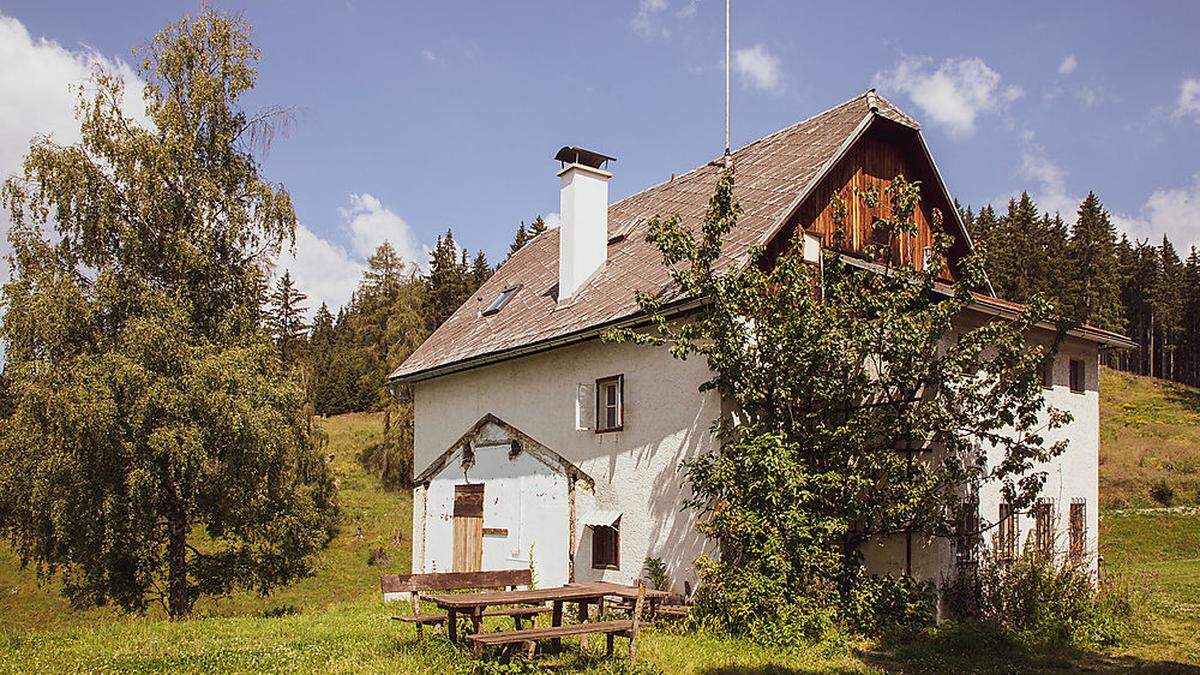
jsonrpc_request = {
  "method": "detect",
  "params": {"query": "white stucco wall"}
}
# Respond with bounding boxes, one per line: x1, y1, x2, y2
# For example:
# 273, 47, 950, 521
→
411, 310, 1104, 591
975, 333, 1101, 571
411, 336, 720, 595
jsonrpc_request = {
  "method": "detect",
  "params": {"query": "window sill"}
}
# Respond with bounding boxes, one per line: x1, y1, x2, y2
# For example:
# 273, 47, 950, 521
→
594, 426, 624, 434
591, 564, 620, 571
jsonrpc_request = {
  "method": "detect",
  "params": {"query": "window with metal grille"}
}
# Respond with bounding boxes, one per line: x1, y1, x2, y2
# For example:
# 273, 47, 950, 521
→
1069, 498, 1087, 564
997, 502, 1018, 560
955, 497, 980, 566
1069, 359, 1085, 394
592, 520, 620, 569
595, 375, 623, 433
1034, 498, 1055, 554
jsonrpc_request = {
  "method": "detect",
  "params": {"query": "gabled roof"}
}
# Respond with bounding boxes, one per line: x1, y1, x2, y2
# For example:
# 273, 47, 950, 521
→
390, 91, 930, 383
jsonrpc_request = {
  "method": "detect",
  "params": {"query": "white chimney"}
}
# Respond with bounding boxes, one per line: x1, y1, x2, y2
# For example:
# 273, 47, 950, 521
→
555, 146, 614, 302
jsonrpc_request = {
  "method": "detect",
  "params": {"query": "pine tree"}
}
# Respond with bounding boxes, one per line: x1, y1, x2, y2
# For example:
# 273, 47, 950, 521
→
1066, 192, 1123, 332
425, 229, 471, 332
1153, 236, 1185, 380
1180, 248, 1200, 385
363, 241, 406, 294
266, 270, 310, 365
506, 221, 530, 260
471, 250, 493, 289
529, 214, 549, 236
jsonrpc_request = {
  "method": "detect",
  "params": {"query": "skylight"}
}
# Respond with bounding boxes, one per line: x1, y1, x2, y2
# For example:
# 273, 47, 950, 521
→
481, 285, 521, 316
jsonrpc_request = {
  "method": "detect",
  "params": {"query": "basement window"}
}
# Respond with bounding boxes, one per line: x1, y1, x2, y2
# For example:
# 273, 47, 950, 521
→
1033, 498, 1055, 554
997, 502, 1018, 561
481, 285, 521, 316
595, 375, 624, 433
1069, 359, 1085, 394
1069, 498, 1087, 564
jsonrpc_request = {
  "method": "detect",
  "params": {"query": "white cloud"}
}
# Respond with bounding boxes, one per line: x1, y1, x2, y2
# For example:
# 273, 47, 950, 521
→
278, 193, 430, 314
1076, 86, 1099, 107
1018, 152, 1081, 218
421, 49, 438, 63
676, 0, 699, 18
542, 212, 560, 230
632, 0, 670, 38
1113, 175, 1200, 251
338, 192, 424, 262
734, 44, 783, 93
0, 13, 147, 281
1058, 54, 1078, 76
1174, 78, 1200, 123
277, 223, 365, 315
873, 56, 1022, 138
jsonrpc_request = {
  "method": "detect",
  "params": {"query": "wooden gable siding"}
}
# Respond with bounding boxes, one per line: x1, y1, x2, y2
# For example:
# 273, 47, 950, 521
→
764, 121, 967, 281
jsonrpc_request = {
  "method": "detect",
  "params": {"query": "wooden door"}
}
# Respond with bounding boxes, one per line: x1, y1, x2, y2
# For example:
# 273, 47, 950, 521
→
452, 483, 484, 572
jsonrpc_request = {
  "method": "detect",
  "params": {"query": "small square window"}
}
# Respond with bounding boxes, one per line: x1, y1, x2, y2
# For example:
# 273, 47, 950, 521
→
595, 375, 623, 433
1040, 358, 1054, 389
592, 520, 620, 569
1069, 359, 1085, 394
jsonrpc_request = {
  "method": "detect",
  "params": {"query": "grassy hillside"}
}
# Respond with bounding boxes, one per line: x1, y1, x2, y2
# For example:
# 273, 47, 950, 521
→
1100, 367, 1200, 509
0, 413, 412, 633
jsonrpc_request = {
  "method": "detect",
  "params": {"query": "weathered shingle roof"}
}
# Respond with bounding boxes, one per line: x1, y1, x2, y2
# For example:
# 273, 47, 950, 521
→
390, 90, 917, 382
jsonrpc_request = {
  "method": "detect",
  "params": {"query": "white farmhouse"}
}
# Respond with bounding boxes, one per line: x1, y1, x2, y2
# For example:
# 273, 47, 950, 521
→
389, 91, 1134, 595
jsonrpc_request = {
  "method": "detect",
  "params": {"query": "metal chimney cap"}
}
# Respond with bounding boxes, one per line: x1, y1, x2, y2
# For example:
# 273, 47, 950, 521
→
554, 146, 616, 170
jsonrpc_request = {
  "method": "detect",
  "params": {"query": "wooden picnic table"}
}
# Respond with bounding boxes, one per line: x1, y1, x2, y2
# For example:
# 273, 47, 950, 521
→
425, 581, 668, 646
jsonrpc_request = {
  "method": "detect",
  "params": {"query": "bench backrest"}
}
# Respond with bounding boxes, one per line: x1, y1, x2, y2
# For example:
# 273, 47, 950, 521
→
381, 569, 532, 599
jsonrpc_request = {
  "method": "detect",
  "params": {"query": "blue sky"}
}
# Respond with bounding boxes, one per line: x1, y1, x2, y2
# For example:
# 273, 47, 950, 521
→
2, 1, 1198, 312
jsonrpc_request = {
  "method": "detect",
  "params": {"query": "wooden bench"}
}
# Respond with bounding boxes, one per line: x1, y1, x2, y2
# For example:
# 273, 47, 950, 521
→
381, 569, 550, 638
466, 581, 647, 661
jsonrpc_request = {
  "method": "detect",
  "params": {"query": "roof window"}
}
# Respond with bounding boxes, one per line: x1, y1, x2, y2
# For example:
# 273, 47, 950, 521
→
481, 285, 521, 316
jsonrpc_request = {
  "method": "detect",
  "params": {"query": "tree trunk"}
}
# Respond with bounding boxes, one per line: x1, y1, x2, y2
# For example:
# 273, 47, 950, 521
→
166, 496, 190, 619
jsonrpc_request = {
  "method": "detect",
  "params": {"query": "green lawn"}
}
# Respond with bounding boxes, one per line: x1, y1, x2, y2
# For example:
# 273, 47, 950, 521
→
0, 379, 1199, 672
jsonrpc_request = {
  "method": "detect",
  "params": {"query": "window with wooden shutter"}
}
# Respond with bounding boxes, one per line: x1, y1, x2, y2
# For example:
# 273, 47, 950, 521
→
1069, 359, 1085, 394
1069, 498, 1087, 564
592, 520, 620, 569
595, 375, 623, 433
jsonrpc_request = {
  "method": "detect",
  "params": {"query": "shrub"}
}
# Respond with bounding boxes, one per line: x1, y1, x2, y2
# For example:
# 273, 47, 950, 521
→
366, 546, 390, 567
644, 557, 670, 592
955, 546, 1147, 648
843, 570, 937, 635
1149, 478, 1175, 506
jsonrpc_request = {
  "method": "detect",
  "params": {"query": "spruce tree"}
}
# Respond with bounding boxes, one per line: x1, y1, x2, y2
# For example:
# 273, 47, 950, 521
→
506, 221, 530, 260
471, 250, 493, 289
1066, 192, 1123, 332
529, 214, 549, 236
425, 229, 471, 332
266, 270, 310, 366
1153, 236, 1185, 380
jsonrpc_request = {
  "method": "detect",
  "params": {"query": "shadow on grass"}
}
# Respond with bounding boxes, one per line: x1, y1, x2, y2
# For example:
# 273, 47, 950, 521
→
1163, 383, 1200, 419
858, 622, 1200, 674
